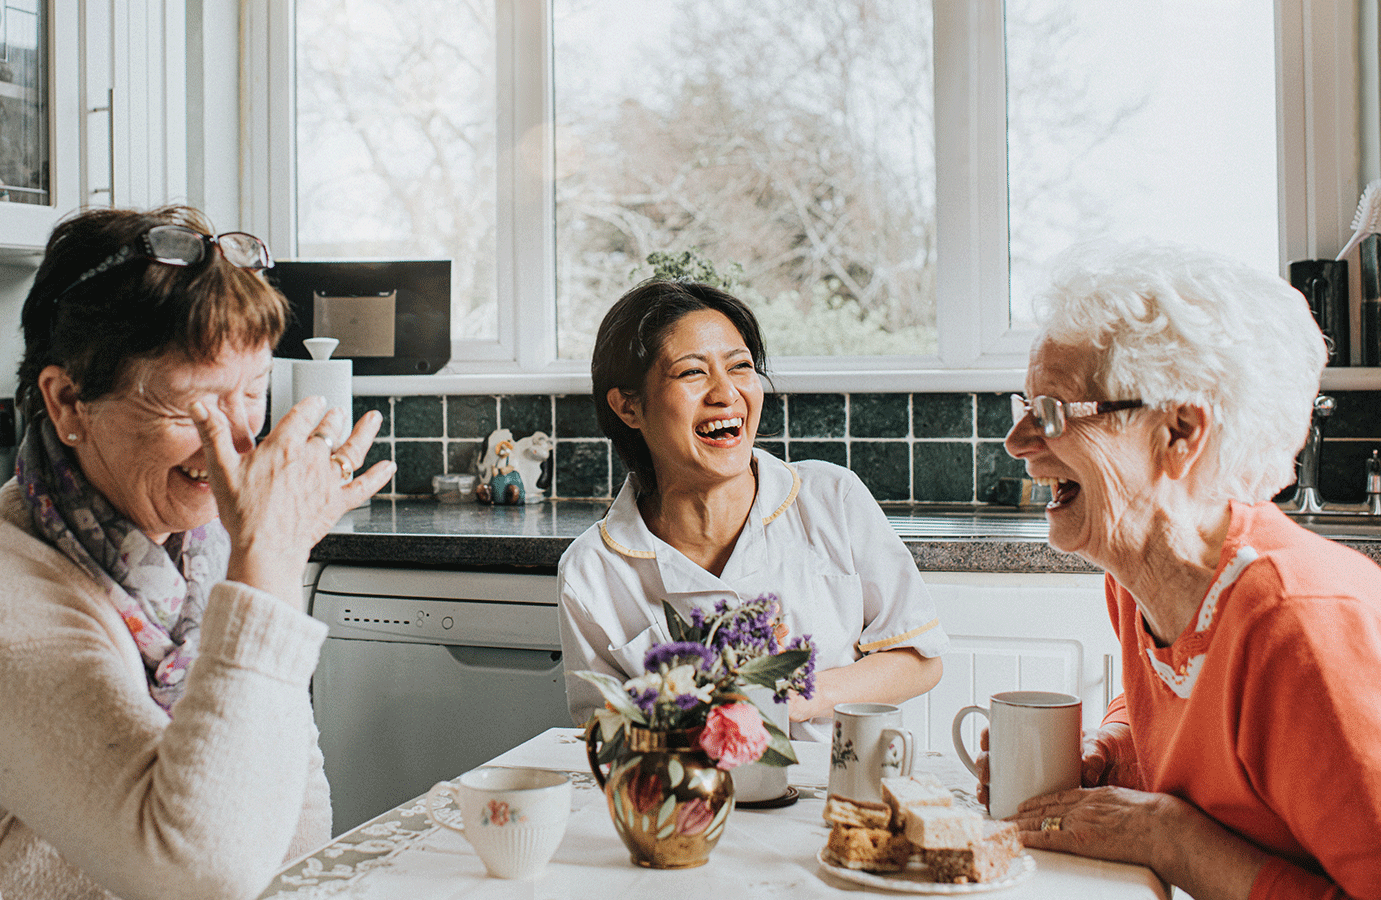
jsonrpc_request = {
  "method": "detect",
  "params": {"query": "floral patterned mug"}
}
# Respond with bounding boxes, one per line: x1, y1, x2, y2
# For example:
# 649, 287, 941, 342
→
827, 702, 916, 805
426, 767, 572, 878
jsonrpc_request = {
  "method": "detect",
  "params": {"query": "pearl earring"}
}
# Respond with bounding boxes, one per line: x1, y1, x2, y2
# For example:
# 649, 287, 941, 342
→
66, 433, 78, 442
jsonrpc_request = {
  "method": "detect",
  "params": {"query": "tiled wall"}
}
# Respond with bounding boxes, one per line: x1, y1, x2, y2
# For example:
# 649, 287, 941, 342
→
357, 390, 1381, 505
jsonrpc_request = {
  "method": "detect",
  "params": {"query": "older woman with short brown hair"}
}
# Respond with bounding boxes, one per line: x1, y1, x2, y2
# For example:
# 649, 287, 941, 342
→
0, 205, 394, 899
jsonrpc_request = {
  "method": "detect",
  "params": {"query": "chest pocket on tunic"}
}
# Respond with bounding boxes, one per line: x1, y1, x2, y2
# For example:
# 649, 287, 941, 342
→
608, 625, 663, 679
774, 558, 866, 665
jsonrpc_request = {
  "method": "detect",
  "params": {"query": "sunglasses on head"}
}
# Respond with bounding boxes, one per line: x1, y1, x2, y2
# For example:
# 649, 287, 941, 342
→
1010, 394, 1144, 439
54, 224, 273, 304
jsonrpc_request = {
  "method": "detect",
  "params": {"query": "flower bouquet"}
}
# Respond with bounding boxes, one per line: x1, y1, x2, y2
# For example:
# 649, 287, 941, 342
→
577, 595, 816, 868
579, 595, 816, 769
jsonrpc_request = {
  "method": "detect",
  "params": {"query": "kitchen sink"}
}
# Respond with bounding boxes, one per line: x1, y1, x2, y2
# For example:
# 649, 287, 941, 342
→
1282, 510, 1381, 539
885, 505, 1050, 539
883, 504, 1381, 541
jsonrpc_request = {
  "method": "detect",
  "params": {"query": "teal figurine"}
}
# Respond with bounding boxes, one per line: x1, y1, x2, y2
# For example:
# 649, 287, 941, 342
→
475, 430, 525, 505
480, 467, 524, 505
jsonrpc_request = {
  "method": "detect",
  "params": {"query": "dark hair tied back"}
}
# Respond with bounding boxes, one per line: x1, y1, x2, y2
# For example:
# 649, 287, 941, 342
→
591, 278, 768, 498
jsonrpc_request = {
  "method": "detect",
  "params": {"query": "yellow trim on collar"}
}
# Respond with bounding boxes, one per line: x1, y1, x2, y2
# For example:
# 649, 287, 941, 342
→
599, 521, 656, 559
858, 618, 940, 653
761, 460, 802, 526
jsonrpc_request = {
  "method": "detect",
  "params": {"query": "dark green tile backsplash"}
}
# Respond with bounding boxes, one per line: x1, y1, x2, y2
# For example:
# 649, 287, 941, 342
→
913, 393, 971, 439
445, 395, 498, 438
789, 393, 847, 438
852, 394, 909, 438
360, 391, 1381, 505
393, 395, 442, 438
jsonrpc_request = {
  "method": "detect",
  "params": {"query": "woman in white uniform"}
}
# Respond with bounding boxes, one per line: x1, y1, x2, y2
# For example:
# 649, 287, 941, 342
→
558, 279, 948, 741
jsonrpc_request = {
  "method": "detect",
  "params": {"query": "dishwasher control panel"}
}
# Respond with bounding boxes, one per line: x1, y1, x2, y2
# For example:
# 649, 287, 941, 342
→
309, 565, 560, 649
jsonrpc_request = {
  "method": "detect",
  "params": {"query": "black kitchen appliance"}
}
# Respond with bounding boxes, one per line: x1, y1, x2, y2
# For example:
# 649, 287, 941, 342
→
269, 260, 451, 375
1289, 258, 1349, 366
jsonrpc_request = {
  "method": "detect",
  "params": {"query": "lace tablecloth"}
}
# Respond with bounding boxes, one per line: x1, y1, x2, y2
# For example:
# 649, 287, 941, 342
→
259, 728, 1168, 899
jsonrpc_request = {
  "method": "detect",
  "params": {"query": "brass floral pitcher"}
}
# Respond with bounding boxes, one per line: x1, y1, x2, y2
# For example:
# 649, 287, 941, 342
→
586, 722, 734, 868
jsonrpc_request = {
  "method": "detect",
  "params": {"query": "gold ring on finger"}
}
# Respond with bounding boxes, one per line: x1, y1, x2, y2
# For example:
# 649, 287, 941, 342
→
330, 453, 353, 485
311, 432, 335, 453
1040, 816, 1062, 832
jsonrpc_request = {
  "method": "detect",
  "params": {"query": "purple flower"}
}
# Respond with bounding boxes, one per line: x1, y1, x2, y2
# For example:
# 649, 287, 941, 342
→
674, 692, 703, 710
629, 687, 659, 715
782, 633, 817, 701
644, 641, 715, 672
706, 598, 777, 657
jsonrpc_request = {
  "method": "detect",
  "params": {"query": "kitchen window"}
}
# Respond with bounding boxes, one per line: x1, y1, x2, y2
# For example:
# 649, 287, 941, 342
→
269, 0, 1361, 393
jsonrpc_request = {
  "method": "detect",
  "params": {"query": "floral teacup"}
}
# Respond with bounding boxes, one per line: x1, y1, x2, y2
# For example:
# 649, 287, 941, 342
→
426, 767, 572, 878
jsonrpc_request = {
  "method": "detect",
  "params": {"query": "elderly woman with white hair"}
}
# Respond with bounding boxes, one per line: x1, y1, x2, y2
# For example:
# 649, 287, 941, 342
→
989, 242, 1381, 900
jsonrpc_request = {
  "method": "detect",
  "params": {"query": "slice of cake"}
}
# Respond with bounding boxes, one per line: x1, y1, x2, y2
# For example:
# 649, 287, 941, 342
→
881, 773, 954, 829
881, 773, 953, 810
923, 820, 1023, 884
822, 793, 892, 830
901, 805, 984, 850
823, 823, 915, 872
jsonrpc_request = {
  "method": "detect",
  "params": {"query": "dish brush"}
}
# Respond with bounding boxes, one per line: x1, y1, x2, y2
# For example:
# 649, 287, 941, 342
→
1337, 179, 1381, 260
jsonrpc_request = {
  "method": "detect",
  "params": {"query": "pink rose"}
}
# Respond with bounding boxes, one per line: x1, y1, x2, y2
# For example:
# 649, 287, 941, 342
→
486, 800, 510, 826
699, 702, 770, 770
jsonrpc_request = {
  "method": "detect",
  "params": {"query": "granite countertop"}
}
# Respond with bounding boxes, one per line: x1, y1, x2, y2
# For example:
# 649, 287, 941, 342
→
311, 499, 1381, 574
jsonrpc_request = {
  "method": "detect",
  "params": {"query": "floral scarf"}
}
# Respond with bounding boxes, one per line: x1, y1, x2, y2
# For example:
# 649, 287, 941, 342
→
16, 417, 230, 715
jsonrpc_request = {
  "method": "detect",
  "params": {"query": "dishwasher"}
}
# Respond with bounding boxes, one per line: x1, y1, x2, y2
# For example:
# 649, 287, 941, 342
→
307, 564, 572, 836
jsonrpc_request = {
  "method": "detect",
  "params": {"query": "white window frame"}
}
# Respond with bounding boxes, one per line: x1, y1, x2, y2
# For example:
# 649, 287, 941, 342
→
241, 0, 1378, 396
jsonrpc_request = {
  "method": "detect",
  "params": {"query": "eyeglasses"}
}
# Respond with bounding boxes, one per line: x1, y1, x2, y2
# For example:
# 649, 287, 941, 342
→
55, 224, 273, 303
1010, 394, 1144, 439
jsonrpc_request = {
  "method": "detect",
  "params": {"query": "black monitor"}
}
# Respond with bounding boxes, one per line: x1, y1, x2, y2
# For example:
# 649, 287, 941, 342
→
268, 260, 451, 375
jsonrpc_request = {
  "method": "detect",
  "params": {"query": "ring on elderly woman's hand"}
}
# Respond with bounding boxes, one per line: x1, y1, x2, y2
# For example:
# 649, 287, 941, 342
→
330, 453, 353, 485
1040, 816, 1062, 833
310, 432, 335, 453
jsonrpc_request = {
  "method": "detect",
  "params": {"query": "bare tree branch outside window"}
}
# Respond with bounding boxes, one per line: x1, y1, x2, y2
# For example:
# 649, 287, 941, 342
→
294, 0, 1275, 361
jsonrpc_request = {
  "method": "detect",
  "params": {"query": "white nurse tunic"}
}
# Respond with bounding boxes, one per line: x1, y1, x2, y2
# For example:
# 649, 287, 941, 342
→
557, 448, 949, 741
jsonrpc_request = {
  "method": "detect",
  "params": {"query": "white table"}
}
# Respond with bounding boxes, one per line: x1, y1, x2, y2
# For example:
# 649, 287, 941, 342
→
259, 728, 1170, 899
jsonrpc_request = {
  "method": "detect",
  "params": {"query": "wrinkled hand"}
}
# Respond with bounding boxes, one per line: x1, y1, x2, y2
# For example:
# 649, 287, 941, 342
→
975, 723, 1136, 807
975, 726, 991, 806
1011, 785, 1185, 870
190, 395, 395, 607
1081, 722, 1138, 788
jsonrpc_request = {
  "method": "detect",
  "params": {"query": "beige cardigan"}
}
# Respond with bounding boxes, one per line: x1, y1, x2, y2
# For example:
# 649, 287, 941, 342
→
0, 480, 332, 900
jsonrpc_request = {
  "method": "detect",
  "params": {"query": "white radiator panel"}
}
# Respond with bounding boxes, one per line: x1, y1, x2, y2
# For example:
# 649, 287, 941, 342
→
897, 572, 1119, 753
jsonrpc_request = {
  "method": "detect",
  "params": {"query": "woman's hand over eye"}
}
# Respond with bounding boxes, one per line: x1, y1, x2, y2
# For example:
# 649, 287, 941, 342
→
190, 396, 395, 607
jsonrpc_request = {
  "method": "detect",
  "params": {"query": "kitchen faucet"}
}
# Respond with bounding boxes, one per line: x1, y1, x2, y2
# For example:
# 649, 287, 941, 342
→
1287, 394, 1334, 514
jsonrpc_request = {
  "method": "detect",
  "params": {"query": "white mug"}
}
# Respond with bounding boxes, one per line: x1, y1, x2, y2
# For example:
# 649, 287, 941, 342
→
732, 685, 792, 803
952, 690, 1082, 819
426, 767, 572, 879
828, 702, 916, 805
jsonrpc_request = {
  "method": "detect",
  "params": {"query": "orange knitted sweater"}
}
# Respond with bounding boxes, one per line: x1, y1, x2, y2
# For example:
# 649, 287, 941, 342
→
1104, 501, 1381, 900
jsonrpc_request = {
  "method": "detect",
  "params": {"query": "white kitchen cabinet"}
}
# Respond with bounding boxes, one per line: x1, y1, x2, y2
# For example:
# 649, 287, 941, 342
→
897, 571, 1119, 754
0, 0, 79, 257
78, 0, 188, 212
0, 0, 188, 259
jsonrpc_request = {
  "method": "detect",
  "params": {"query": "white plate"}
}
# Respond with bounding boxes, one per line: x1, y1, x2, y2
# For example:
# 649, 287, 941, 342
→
817, 849, 1036, 894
